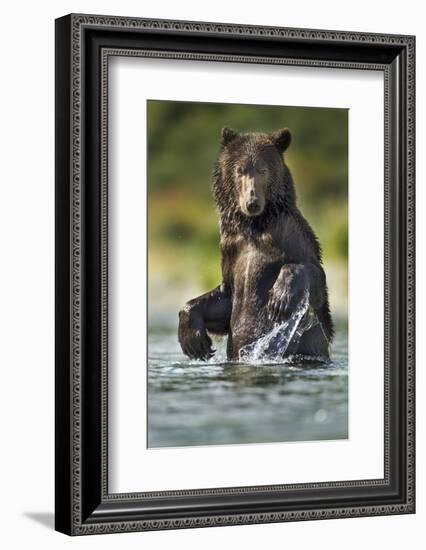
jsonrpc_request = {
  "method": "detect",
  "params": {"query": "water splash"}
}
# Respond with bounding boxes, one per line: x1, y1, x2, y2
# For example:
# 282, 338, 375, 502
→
239, 289, 316, 362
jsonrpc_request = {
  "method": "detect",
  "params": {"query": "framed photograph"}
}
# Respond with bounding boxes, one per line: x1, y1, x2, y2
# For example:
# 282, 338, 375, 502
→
55, 14, 415, 535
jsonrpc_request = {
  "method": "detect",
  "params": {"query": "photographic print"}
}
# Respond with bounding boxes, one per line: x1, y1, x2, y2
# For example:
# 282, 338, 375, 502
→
147, 100, 348, 448
56, 15, 415, 534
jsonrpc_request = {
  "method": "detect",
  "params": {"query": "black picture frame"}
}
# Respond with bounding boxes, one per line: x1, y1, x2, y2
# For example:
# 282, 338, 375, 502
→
55, 13, 415, 535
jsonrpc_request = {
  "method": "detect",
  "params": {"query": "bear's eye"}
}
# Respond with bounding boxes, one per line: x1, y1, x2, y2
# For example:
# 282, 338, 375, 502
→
236, 167, 243, 176
258, 167, 267, 175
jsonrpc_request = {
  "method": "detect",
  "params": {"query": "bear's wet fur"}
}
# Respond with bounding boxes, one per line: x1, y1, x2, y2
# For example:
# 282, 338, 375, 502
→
178, 128, 334, 362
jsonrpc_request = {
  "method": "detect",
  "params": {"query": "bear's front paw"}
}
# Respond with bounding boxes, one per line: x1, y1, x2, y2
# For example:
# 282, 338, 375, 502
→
178, 310, 215, 361
267, 265, 308, 323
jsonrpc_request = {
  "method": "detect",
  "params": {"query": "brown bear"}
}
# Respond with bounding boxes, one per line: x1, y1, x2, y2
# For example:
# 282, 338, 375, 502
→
178, 127, 333, 361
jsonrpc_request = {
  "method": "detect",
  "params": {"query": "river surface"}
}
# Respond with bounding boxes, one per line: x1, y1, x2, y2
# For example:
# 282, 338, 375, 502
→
148, 325, 348, 448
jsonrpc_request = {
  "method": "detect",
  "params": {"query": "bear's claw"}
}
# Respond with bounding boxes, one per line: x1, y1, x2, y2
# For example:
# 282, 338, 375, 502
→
267, 265, 309, 323
179, 327, 215, 361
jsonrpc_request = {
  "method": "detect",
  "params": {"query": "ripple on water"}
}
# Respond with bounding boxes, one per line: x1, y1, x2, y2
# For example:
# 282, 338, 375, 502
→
147, 326, 348, 448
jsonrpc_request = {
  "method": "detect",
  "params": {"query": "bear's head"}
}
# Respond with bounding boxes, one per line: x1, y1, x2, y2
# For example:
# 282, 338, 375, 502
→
213, 128, 295, 232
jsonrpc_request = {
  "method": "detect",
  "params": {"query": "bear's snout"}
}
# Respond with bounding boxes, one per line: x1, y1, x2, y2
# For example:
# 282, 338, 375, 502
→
239, 175, 266, 217
246, 198, 261, 215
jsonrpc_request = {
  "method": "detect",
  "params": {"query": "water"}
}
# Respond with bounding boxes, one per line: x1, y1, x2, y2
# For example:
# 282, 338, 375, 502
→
239, 289, 315, 361
148, 317, 348, 448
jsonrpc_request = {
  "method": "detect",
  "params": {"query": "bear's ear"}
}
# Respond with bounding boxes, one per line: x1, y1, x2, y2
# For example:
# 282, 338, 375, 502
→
221, 127, 238, 146
270, 128, 292, 153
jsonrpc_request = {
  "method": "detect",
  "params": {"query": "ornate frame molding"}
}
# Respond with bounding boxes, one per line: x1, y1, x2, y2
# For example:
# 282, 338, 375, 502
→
55, 14, 415, 535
